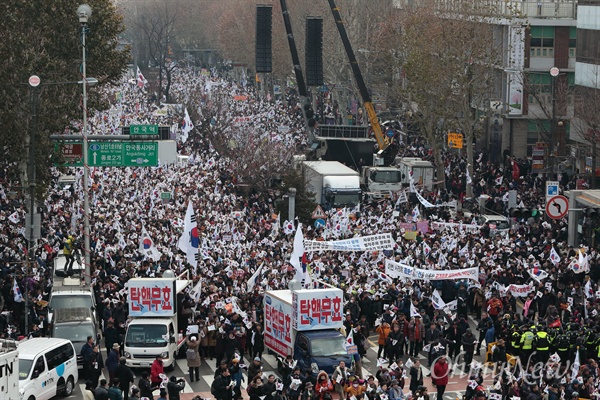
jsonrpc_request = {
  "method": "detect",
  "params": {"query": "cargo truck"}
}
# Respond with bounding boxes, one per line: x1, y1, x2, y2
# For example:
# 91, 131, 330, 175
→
123, 271, 191, 370
264, 288, 352, 375
303, 161, 361, 209
396, 158, 434, 191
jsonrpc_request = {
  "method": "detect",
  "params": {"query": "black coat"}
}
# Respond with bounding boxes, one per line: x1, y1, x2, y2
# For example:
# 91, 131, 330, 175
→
409, 366, 424, 392
213, 374, 233, 400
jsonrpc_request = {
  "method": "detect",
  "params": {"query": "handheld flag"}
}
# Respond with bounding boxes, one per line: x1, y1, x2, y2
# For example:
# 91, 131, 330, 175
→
8, 212, 19, 224
246, 263, 264, 292
549, 247, 561, 265
139, 226, 161, 261
13, 278, 23, 303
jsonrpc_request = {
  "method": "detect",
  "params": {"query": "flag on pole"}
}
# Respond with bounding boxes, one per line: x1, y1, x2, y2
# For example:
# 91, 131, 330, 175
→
289, 224, 306, 284
396, 190, 408, 206
411, 205, 420, 220
270, 213, 280, 239
246, 263, 264, 292
422, 242, 431, 257
410, 302, 420, 318
139, 226, 162, 261
189, 279, 202, 304
585, 279, 593, 299
178, 201, 199, 268
571, 348, 580, 381
8, 212, 19, 224
13, 278, 23, 303
136, 66, 147, 88
431, 289, 446, 310
528, 265, 549, 282
181, 108, 194, 143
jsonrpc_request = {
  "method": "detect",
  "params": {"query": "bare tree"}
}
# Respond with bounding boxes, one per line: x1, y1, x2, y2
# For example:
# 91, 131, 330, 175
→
573, 67, 600, 188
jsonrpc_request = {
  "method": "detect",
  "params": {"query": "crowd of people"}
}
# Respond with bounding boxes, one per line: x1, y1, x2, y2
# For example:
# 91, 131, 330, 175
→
0, 65, 598, 400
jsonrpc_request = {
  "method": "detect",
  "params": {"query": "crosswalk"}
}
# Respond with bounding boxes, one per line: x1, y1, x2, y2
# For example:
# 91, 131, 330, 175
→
76, 326, 492, 400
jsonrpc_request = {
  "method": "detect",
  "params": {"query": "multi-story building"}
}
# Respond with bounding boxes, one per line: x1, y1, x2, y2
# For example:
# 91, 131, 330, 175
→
393, 0, 578, 168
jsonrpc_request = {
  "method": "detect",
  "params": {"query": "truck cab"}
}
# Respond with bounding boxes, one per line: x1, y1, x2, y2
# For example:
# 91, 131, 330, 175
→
123, 271, 190, 370
361, 166, 403, 199
294, 330, 352, 375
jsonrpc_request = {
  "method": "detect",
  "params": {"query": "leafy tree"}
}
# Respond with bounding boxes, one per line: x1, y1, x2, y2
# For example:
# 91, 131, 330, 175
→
0, 0, 129, 193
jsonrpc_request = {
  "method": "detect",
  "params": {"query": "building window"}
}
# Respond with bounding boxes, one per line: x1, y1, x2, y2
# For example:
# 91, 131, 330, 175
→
527, 120, 550, 157
530, 26, 555, 58
528, 73, 552, 107
577, 29, 600, 65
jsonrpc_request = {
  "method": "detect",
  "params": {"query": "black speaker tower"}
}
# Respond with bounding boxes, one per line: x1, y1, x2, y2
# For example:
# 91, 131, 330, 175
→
255, 6, 273, 73
305, 17, 324, 86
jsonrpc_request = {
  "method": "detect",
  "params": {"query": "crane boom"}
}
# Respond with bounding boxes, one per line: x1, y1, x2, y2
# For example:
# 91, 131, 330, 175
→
326, 0, 389, 153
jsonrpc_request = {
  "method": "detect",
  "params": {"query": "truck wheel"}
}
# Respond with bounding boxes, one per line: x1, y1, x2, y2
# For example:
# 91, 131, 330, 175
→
28, 396, 35, 400
63, 376, 74, 396
166, 356, 175, 371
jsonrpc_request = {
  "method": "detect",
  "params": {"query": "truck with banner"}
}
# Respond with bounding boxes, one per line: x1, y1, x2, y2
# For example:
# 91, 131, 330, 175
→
124, 271, 191, 369
264, 288, 352, 375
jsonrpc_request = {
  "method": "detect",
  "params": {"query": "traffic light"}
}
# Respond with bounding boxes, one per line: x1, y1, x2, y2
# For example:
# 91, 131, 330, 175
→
585, 208, 599, 218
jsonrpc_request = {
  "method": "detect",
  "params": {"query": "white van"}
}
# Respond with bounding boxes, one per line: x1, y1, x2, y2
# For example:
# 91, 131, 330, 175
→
18, 338, 78, 400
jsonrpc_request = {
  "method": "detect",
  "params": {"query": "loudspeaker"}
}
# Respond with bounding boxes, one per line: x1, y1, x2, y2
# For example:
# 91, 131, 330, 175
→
256, 6, 273, 73
305, 17, 323, 86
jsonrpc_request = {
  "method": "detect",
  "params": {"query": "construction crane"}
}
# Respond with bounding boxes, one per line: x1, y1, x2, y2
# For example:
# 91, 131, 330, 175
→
326, 0, 398, 166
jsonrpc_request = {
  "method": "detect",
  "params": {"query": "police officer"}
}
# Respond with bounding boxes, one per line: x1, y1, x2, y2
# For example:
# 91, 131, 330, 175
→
535, 325, 550, 363
510, 325, 521, 358
556, 329, 571, 363
520, 325, 535, 363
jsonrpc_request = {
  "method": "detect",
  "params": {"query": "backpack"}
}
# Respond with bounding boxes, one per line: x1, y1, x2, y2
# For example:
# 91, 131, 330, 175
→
186, 348, 196, 361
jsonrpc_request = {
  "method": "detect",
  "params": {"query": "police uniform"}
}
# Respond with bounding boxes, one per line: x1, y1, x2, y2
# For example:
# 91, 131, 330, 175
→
535, 328, 550, 363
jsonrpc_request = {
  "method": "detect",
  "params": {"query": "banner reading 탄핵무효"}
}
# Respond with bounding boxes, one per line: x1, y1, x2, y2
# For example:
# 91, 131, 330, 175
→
303, 233, 395, 252
384, 259, 479, 281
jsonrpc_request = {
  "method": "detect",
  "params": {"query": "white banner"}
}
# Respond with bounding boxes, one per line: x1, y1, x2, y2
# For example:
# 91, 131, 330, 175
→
385, 259, 479, 281
303, 233, 395, 252
506, 283, 535, 297
430, 221, 482, 232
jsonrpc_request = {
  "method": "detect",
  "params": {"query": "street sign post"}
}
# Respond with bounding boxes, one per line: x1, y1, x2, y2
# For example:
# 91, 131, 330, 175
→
545, 181, 559, 204
546, 195, 568, 219
130, 124, 159, 135
88, 142, 158, 167
447, 132, 463, 149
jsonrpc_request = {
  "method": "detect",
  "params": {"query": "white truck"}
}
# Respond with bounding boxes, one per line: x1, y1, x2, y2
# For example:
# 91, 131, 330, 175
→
264, 288, 352, 376
123, 271, 191, 370
303, 161, 361, 210
360, 166, 403, 199
396, 158, 435, 191
0, 340, 18, 400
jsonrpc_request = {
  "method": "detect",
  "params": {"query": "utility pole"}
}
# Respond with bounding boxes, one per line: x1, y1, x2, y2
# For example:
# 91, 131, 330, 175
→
78, 4, 92, 285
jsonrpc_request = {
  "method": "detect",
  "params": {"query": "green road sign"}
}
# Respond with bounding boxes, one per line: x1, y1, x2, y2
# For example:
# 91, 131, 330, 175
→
130, 124, 158, 135
123, 142, 159, 166
89, 142, 158, 167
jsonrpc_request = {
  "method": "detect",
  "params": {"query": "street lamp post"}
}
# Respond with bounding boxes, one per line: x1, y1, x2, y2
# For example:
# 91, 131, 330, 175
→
25, 75, 41, 335
78, 4, 92, 285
